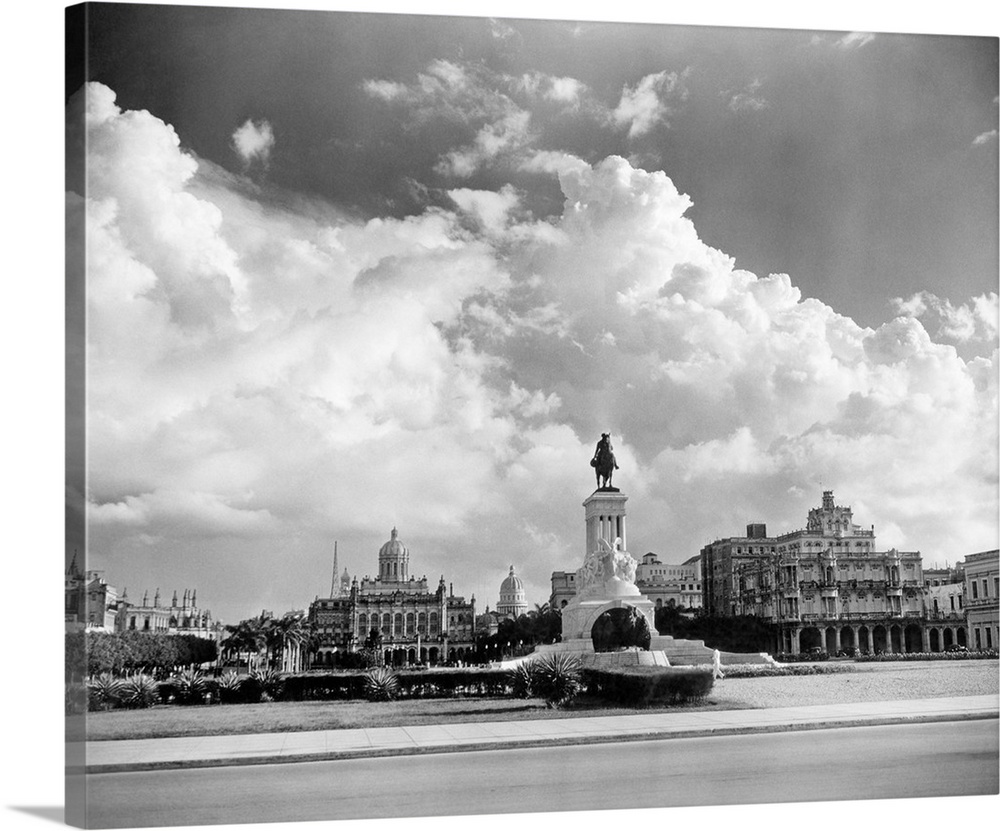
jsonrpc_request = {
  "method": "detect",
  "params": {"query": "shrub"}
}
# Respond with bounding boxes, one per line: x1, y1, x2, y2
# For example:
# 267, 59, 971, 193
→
775, 651, 830, 663
363, 667, 400, 702
118, 674, 160, 709
87, 673, 122, 711
171, 668, 209, 704
245, 668, 284, 702
506, 663, 534, 699
282, 672, 366, 701
582, 666, 714, 707
216, 671, 245, 704
529, 654, 583, 708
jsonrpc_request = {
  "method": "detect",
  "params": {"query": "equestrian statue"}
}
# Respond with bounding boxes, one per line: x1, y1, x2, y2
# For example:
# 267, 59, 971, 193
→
590, 432, 619, 490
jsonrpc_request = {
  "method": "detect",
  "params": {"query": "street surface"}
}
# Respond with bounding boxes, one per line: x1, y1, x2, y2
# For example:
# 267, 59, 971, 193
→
86, 720, 998, 827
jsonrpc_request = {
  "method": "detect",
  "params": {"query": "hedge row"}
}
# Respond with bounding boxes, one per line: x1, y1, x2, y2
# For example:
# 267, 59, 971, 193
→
855, 650, 998, 662
581, 666, 714, 707
282, 668, 513, 701
722, 663, 855, 678
774, 652, 832, 663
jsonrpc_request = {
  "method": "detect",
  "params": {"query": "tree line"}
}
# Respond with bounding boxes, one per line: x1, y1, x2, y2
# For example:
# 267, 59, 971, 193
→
77, 630, 219, 677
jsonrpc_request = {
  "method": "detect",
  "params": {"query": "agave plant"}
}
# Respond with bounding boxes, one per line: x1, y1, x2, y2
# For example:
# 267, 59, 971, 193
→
505, 662, 534, 699
87, 672, 122, 711
172, 668, 208, 704
118, 673, 160, 709
362, 666, 399, 702
248, 668, 284, 702
530, 653, 583, 709
216, 670, 245, 704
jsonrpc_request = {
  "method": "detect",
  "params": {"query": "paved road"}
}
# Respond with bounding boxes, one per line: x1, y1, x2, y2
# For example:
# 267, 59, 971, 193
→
86, 720, 998, 828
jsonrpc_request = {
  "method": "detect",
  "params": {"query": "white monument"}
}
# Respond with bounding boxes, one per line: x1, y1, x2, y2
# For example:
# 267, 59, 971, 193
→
504, 434, 775, 669
559, 489, 656, 646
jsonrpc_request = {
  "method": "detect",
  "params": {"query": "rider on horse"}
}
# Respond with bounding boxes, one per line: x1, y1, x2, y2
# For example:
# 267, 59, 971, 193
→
590, 432, 619, 489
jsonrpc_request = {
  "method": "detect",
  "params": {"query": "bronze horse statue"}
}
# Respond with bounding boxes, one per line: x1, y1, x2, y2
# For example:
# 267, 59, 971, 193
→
590, 433, 619, 489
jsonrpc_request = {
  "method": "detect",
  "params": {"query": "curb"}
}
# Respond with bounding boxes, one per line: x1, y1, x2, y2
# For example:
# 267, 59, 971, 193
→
80, 710, 997, 774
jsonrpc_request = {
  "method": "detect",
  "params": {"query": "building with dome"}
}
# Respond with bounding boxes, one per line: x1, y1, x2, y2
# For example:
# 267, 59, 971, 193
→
308, 528, 477, 667
497, 565, 528, 619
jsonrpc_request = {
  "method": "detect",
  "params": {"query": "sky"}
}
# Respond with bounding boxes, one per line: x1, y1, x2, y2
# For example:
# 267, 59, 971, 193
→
64, 2, 999, 626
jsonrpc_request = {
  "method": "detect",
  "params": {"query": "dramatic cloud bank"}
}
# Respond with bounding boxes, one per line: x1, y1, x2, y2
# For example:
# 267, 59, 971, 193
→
73, 82, 998, 618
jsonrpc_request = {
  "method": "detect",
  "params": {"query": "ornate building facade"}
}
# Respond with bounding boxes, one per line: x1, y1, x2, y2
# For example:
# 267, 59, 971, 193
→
701, 490, 966, 654
65, 551, 221, 641
119, 587, 220, 640
965, 549, 999, 652
309, 528, 477, 666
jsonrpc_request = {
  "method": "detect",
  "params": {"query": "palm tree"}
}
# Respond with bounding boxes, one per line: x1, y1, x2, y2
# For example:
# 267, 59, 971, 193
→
271, 613, 308, 672
222, 618, 266, 672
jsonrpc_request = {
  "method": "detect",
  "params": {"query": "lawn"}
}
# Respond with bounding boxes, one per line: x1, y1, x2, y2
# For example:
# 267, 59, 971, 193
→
82, 695, 730, 741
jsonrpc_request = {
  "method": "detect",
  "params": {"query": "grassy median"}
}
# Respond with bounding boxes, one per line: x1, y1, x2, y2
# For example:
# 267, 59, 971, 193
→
81, 659, 997, 742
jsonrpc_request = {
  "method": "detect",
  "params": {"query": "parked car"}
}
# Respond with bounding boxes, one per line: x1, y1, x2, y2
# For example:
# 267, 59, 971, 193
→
945, 644, 968, 653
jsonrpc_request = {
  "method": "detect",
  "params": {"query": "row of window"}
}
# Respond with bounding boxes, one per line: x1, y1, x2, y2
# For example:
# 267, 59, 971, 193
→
355, 611, 475, 635
969, 577, 1000, 600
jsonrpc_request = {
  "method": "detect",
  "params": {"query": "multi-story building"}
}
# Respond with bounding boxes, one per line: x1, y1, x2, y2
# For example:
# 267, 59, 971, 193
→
309, 528, 477, 667
550, 553, 702, 612
66, 551, 222, 644
924, 574, 966, 651
634, 553, 702, 610
549, 570, 578, 610
701, 521, 777, 618
965, 549, 999, 652
702, 491, 954, 655
118, 587, 221, 641
65, 553, 120, 632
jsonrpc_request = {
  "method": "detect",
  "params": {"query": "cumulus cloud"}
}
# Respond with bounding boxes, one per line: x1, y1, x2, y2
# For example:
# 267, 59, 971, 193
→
363, 58, 692, 177
76, 84, 997, 619
893, 291, 999, 345
364, 59, 535, 177
518, 72, 587, 106
612, 70, 689, 138
435, 109, 532, 177
448, 184, 523, 234
232, 119, 275, 167
973, 129, 997, 146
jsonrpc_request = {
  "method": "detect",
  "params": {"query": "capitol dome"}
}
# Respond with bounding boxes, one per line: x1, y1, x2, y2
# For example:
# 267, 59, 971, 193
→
497, 565, 528, 619
500, 565, 524, 593
378, 527, 410, 582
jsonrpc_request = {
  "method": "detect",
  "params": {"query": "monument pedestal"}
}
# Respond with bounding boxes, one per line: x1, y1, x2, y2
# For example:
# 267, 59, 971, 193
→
561, 578, 656, 642
500, 484, 775, 670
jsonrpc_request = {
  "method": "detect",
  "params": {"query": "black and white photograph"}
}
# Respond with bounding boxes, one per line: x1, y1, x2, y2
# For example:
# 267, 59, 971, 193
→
7, 2, 1000, 830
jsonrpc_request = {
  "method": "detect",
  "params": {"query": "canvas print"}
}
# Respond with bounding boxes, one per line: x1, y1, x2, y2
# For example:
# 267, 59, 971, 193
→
65, 3, 999, 829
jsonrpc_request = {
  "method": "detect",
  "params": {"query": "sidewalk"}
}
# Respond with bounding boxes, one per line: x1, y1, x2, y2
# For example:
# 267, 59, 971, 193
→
77, 694, 998, 774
